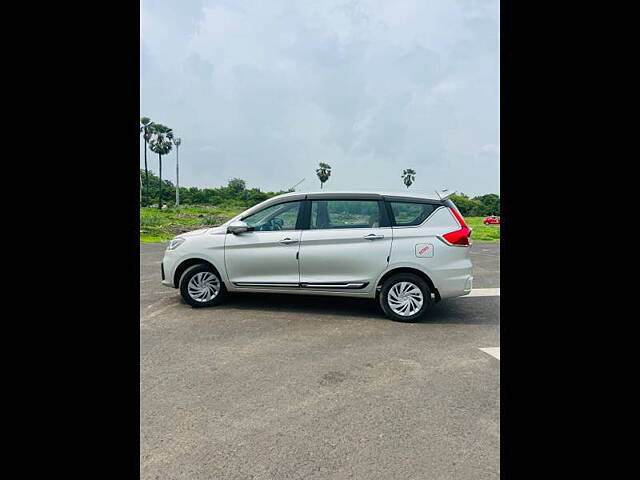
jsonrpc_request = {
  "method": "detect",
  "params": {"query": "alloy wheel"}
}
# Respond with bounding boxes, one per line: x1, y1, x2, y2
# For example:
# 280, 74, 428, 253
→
387, 281, 424, 316
187, 271, 220, 302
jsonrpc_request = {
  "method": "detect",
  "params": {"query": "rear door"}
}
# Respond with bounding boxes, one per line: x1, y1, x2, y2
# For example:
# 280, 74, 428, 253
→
298, 198, 392, 289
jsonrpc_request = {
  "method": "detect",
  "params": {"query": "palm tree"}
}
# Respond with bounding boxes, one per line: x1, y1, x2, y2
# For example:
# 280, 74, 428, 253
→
148, 124, 174, 209
401, 168, 416, 189
316, 162, 332, 189
140, 117, 154, 204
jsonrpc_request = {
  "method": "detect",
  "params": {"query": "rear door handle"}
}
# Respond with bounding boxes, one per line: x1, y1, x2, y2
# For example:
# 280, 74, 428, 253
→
280, 237, 298, 245
364, 233, 384, 240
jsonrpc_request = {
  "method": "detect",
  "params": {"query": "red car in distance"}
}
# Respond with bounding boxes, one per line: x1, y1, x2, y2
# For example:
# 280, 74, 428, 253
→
483, 215, 500, 225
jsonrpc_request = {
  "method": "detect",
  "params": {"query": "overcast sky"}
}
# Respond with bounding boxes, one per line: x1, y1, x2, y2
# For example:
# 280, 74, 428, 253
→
141, 0, 499, 196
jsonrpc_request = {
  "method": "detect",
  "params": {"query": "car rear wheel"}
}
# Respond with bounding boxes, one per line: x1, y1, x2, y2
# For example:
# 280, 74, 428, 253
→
179, 264, 227, 308
379, 273, 431, 322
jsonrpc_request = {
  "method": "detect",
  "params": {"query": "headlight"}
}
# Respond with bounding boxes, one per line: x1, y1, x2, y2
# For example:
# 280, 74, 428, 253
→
168, 237, 186, 251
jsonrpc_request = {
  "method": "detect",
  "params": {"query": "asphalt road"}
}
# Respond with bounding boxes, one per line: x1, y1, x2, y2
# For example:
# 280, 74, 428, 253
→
141, 242, 500, 480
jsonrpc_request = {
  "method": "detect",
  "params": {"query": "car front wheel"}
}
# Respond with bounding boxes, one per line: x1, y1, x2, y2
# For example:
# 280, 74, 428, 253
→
179, 264, 227, 308
379, 273, 431, 322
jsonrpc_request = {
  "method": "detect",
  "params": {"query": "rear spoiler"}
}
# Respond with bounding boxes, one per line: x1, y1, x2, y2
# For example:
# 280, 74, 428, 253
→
435, 188, 454, 201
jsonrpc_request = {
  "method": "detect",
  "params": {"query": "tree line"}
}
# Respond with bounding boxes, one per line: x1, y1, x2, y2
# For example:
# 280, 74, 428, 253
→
140, 169, 290, 208
141, 168, 499, 216
449, 193, 500, 216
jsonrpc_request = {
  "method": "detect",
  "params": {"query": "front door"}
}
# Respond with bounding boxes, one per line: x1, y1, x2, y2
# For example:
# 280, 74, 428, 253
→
298, 199, 392, 288
224, 200, 303, 286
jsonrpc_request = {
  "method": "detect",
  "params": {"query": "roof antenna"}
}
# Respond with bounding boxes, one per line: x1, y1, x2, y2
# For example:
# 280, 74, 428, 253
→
289, 178, 305, 191
435, 188, 453, 200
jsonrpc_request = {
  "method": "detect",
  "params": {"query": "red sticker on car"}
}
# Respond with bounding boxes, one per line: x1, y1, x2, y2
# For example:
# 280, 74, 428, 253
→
415, 243, 434, 258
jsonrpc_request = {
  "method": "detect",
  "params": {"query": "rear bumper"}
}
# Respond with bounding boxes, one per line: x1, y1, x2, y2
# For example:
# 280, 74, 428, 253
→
432, 253, 473, 299
438, 273, 473, 299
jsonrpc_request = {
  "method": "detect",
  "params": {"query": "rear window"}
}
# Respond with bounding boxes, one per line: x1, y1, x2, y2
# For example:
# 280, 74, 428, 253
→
389, 201, 438, 226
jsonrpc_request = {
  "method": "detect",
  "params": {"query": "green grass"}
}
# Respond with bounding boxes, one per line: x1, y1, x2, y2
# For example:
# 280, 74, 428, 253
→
140, 209, 500, 243
140, 205, 245, 243
465, 216, 500, 242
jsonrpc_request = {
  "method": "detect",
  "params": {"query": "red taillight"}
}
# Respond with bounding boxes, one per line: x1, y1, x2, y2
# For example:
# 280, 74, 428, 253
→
442, 226, 472, 246
448, 207, 468, 227
442, 207, 472, 246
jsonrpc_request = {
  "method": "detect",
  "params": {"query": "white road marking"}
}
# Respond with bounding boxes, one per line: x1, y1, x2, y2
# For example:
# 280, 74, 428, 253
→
479, 347, 500, 360
465, 288, 500, 297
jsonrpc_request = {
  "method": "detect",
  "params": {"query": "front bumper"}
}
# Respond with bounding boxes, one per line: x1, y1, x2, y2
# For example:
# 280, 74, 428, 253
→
161, 261, 175, 287
160, 248, 179, 288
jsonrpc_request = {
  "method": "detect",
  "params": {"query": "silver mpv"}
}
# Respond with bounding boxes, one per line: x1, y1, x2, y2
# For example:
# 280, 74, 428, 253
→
161, 191, 473, 322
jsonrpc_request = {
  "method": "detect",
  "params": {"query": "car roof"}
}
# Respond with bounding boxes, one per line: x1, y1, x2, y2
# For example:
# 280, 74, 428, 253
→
230, 190, 446, 223
271, 190, 443, 202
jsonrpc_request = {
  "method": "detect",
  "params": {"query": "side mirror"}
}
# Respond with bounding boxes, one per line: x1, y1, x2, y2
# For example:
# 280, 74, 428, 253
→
227, 220, 250, 234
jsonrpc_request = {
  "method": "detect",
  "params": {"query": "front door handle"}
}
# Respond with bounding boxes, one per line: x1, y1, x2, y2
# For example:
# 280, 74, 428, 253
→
280, 237, 298, 245
364, 233, 385, 240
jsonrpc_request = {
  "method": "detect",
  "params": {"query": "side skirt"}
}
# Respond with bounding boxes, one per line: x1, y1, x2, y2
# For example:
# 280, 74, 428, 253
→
233, 282, 369, 290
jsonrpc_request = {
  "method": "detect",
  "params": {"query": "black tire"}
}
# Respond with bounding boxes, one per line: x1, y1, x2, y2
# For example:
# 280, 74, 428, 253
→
379, 273, 431, 322
179, 263, 227, 308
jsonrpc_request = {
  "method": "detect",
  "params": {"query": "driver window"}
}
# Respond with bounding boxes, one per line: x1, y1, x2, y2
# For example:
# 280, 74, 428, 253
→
242, 201, 302, 231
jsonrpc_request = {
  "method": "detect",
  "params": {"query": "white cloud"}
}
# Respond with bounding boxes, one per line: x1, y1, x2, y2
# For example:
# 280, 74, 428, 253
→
140, 0, 499, 196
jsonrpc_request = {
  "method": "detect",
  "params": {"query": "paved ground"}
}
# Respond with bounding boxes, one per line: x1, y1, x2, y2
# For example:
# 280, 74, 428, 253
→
141, 242, 500, 480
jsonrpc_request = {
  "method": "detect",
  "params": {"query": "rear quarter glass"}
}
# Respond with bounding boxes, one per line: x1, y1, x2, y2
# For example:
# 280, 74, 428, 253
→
420, 206, 459, 229
389, 201, 438, 226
